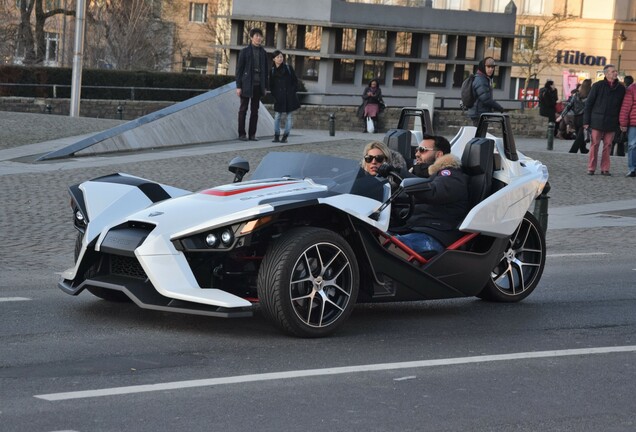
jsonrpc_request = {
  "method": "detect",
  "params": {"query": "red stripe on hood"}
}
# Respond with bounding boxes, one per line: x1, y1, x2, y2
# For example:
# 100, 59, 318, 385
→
201, 182, 298, 197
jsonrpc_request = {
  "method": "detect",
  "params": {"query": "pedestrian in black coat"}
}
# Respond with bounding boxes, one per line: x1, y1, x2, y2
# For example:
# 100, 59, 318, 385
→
539, 80, 559, 124
235, 28, 269, 141
269, 50, 300, 143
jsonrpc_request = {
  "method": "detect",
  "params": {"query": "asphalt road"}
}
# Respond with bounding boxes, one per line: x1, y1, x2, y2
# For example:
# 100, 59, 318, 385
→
1, 253, 635, 431
1, 114, 636, 431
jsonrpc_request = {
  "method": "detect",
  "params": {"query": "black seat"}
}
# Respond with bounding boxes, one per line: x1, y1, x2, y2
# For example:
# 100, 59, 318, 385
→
461, 137, 495, 208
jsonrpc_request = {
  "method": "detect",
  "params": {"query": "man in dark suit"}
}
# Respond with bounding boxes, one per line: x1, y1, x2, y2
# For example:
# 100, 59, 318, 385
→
235, 28, 269, 141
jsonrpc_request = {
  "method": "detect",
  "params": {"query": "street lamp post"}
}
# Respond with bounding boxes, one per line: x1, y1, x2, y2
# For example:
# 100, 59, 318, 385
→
617, 30, 627, 74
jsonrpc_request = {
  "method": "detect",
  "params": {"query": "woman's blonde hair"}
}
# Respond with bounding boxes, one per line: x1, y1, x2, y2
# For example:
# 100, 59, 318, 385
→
361, 141, 391, 168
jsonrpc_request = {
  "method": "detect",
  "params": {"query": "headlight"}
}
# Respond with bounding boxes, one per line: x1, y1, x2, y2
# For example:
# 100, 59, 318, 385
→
220, 229, 234, 245
205, 233, 219, 247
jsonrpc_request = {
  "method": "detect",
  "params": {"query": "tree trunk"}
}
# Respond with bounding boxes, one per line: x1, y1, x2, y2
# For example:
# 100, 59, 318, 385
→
34, 0, 46, 64
18, 0, 36, 64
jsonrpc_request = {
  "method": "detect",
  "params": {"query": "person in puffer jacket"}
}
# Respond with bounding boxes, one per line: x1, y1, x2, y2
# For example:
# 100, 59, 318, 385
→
380, 135, 470, 255
468, 57, 504, 126
619, 77, 636, 177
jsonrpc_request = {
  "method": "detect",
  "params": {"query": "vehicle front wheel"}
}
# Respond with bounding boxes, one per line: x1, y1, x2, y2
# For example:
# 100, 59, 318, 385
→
478, 212, 546, 302
257, 227, 359, 337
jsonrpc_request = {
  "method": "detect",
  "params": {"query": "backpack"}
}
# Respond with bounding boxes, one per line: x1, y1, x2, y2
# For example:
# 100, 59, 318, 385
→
460, 74, 476, 110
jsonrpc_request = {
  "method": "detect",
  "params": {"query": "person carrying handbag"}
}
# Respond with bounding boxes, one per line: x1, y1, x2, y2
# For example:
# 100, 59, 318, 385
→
359, 79, 383, 133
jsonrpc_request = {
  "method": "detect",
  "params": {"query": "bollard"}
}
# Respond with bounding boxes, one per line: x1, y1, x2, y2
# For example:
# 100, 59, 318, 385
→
533, 181, 550, 232
45, 104, 52, 114
328, 113, 336, 136
117, 105, 123, 120
547, 122, 555, 150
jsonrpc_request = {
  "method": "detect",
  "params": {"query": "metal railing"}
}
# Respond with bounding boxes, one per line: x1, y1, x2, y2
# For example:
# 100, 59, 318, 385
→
0, 82, 209, 100
0, 82, 533, 111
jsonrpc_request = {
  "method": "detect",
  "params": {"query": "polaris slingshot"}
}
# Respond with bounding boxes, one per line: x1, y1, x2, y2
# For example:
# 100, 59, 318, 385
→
59, 114, 549, 337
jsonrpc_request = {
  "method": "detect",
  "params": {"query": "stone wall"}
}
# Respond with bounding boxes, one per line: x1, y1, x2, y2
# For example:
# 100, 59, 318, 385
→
0, 96, 549, 137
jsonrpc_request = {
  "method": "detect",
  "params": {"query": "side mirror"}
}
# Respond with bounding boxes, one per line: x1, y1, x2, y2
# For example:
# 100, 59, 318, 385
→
229, 157, 250, 183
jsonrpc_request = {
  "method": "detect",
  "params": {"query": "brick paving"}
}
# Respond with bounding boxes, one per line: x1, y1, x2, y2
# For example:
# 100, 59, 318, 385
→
0, 111, 634, 273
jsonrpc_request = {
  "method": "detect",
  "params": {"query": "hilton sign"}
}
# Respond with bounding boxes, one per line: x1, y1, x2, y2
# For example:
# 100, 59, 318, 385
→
556, 50, 607, 67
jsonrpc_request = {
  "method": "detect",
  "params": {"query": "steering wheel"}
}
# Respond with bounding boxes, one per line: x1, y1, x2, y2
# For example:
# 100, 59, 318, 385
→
386, 170, 415, 222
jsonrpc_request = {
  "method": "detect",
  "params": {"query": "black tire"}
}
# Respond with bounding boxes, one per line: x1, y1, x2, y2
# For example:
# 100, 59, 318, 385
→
478, 212, 546, 302
74, 233, 130, 303
257, 227, 359, 337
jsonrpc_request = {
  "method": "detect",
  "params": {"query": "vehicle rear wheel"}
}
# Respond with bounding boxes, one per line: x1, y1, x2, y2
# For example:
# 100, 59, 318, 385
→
257, 227, 359, 337
478, 212, 546, 302
74, 233, 130, 303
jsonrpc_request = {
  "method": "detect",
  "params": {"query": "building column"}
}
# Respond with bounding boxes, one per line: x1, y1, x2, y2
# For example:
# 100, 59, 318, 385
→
277, 24, 287, 50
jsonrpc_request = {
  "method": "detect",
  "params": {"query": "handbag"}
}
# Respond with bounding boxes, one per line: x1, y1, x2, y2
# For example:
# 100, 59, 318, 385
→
379, 101, 386, 112
366, 116, 375, 133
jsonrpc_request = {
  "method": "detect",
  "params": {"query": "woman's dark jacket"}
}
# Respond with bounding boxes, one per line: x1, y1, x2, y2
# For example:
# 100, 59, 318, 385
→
357, 86, 383, 118
584, 78, 626, 131
235, 44, 268, 98
539, 86, 558, 118
393, 154, 470, 246
269, 64, 301, 113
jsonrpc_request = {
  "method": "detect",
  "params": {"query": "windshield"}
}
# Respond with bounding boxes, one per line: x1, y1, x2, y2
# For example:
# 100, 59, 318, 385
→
251, 152, 387, 202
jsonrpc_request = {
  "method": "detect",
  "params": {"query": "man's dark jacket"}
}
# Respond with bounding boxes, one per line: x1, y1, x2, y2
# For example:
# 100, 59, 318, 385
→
584, 78, 626, 131
394, 154, 470, 246
468, 70, 503, 120
235, 44, 268, 98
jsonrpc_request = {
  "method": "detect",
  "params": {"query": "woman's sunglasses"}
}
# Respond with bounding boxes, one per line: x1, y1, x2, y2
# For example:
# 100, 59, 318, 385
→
364, 154, 387, 163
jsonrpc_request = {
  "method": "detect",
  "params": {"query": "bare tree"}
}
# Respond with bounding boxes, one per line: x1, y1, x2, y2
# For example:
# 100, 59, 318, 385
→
85, 0, 177, 71
515, 13, 575, 103
13, 0, 75, 65
207, 0, 232, 74
0, 0, 20, 63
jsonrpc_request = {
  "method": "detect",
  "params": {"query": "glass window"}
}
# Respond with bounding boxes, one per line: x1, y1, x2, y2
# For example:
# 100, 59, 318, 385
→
302, 56, 320, 80
183, 56, 208, 74
189, 3, 207, 23
305, 26, 322, 51
522, 0, 543, 15
486, 37, 502, 61
243, 21, 266, 44
333, 59, 355, 83
426, 63, 446, 87
365, 30, 387, 55
393, 62, 416, 86
465, 36, 476, 60
336, 28, 357, 54
433, 0, 461, 9
45, 32, 58, 63
363, 60, 385, 84
395, 32, 413, 56
429, 34, 448, 58
517, 25, 538, 51
489, 0, 507, 12
286, 24, 298, 50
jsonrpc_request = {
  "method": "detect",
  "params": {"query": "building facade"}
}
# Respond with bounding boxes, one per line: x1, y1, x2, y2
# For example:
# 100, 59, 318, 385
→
227, 0, 518, 107
4, 0, 636, 107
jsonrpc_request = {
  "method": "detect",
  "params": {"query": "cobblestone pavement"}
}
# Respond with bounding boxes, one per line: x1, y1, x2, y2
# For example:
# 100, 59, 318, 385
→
0, 111, 125, 149
1, 112, 634, 273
